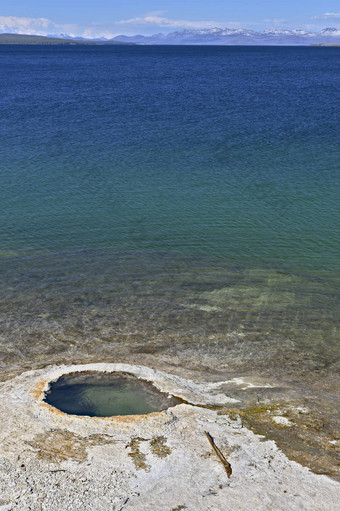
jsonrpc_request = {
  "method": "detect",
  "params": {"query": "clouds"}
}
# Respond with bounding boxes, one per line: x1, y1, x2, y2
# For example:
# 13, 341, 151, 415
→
262, 18, 286, 25
117, 15, 241, 30
0, 13, 244, 37
0, 15, 79, 36
308, 12, 340, 31
0, 14, 123, 38
0, 13, 236, 37
311, 12, 340, 20
0, 16, 51, 34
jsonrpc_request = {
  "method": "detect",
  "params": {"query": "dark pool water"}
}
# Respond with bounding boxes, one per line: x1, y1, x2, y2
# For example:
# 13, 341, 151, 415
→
44, 371, 181, 416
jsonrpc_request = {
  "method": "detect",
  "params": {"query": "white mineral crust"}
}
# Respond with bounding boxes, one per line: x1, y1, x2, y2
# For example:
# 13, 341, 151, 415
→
0, 363, 338, 510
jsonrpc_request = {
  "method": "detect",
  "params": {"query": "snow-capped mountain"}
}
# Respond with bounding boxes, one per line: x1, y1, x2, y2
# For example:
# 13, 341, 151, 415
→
111, 27, 340, 45
47, 33, 110, 41
44, 27, 340, 45
321, 27, 340, 36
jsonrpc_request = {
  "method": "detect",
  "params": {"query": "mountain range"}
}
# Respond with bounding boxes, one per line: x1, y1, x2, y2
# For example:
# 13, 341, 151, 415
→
1, 27, 340, 46
52, 27, 340, 46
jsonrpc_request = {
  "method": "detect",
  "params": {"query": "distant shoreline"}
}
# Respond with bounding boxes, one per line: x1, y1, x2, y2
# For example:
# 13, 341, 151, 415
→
311, 43, 340, 46
0, 33, 135, 45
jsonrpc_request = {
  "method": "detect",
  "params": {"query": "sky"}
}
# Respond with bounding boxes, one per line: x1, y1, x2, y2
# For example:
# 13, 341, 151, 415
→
0, 1, 340, 38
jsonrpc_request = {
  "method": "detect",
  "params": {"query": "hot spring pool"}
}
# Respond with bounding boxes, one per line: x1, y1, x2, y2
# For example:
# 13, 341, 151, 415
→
44, 371, 182, 417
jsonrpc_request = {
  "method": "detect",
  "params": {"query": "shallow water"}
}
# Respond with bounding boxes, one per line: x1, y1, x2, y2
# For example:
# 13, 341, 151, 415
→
0, 45, 339, 476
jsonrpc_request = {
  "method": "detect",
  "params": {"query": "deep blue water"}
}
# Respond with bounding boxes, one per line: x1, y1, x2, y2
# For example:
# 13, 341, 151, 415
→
0, 45, 339, 273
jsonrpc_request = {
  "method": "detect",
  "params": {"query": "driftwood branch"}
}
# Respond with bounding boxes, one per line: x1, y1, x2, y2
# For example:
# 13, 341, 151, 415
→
205, 431, 232, 478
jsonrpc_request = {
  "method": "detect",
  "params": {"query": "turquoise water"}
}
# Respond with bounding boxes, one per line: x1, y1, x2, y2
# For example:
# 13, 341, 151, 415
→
0, 46, 339, 471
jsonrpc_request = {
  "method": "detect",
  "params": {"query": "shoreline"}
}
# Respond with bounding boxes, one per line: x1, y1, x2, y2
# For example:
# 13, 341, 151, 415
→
0, 363, 339, 510
1, 351, 339, 482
